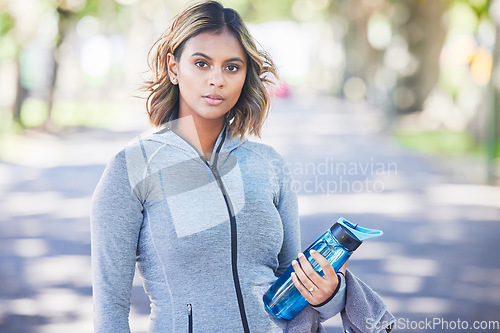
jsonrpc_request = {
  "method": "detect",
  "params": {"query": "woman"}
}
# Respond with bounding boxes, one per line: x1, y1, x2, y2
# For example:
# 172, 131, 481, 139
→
91, 1, 347, 332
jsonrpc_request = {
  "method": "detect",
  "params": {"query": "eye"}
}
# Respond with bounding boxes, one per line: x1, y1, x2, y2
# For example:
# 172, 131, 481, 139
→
225, 64, 239, 72
195, 60, 209, 68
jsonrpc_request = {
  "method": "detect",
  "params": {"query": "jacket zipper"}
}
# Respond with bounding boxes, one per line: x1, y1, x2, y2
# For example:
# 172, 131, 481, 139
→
207, 131, 250, 333
187, 303, 193, 333
172, 127, 250, 332
209, 164, 250, 333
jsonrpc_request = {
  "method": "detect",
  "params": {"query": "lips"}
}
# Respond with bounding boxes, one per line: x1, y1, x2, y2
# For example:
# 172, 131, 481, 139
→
203, 94, 224, 106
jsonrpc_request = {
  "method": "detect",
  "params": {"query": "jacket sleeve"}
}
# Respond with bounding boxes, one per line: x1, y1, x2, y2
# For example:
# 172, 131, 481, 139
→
274, 155, 301, 277
90, 150, 144, 332
312, 272, 346, 322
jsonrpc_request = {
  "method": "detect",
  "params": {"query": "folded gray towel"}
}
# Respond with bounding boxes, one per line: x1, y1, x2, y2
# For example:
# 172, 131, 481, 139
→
286, 305, 327, 333
341, 270, 395, 333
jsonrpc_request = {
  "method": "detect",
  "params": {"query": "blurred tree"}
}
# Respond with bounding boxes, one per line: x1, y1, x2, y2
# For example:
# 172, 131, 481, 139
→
2, 0, 496, 161
488, 0, 499, 183
325, 0, 450, 114
336, 0, 385, 86
222, 0, 296, 22
44, 0, 131, 129
392, 0, 449, 114
0, 1, 27, 125
1, 0, 130, 129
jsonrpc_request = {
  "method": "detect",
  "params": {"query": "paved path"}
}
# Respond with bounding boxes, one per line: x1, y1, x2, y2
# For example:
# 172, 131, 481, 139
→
263, 96, 500, 332
0, 94, 499, 332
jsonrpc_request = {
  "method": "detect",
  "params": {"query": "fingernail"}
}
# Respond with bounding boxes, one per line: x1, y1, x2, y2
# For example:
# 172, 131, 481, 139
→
310, 249, 317, 254
298, 252, 304, 258
292, 260, 298, 266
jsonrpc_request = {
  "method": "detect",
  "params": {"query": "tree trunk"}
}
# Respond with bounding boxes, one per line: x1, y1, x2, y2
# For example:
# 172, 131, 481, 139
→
13, 57, 27, 127
396, 0, 449, 113
42, 8, 68, 131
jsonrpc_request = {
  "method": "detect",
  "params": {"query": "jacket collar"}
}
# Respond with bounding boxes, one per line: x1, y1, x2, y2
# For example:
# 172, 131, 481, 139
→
146, 121, 245, 162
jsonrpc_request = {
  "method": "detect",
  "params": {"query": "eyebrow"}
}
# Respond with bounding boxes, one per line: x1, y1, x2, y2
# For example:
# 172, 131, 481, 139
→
191, 52, 245, 64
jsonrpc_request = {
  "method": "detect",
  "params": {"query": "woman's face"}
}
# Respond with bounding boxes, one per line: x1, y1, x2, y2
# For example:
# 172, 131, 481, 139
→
168, 28, 248, 128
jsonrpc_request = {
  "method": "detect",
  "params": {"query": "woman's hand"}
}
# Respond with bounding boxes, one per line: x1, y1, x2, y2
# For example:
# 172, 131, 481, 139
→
290, 250, 348, 306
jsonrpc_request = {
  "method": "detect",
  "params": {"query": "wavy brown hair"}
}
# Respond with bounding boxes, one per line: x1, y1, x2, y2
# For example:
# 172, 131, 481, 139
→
144, 1, 278, 138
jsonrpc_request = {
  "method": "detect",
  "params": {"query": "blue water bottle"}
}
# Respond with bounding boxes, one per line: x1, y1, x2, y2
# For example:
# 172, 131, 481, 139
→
263, 217, 383, 321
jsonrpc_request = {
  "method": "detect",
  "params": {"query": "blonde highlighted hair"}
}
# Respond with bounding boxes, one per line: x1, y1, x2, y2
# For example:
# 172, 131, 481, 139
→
144, 1, 278, 138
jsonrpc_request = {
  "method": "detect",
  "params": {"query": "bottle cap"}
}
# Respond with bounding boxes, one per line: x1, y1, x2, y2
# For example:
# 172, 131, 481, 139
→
330, 222, 362, 251
336, 217, 383, 241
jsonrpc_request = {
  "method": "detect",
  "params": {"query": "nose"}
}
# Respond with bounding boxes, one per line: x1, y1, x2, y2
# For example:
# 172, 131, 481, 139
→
209, 69, 224, 88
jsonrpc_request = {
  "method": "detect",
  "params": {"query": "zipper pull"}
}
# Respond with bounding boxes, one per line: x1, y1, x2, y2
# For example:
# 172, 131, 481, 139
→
187, 303, 193, 333
210, 164, 218, 175
210, 165, 224, 189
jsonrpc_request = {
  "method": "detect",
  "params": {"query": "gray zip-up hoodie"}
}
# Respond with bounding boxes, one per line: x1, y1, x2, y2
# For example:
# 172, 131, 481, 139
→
91, 125, 345, 332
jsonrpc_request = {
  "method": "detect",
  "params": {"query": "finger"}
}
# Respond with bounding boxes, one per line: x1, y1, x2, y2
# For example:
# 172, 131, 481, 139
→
292, 256, 336, 306
292, 270, 331, 307
309, 250, 336, 281
291, 271, 314, 303
296, 252, 320, 286
292, 258, 315, 290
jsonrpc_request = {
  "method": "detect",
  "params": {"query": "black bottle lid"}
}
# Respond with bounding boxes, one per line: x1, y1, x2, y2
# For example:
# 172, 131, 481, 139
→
330, 222, 362, 251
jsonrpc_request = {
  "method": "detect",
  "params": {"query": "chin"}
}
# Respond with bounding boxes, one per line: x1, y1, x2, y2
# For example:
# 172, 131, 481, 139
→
197, 109, 230, 121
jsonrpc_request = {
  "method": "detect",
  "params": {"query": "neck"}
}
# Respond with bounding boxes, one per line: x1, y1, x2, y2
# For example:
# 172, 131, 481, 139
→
172, 116, 224, 161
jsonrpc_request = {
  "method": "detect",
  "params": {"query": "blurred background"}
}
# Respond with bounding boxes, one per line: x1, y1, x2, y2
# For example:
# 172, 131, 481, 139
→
0, 0, 499, 332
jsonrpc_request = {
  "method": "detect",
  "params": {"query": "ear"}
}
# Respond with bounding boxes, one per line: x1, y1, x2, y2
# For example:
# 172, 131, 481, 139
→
167, 53, 178, 84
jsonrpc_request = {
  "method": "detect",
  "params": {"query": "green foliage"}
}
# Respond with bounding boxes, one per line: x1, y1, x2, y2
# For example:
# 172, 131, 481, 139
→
0, 107, 15, 133
51, 100, 128, 128
0, 33, 17, 60
20, 98, 50, 127
0, 11, 14, 36
463, 0, 490, 16
55, 0, 127, 32
395, 130, 483, 156
222, 0, 296, 22
81, 0, 101, 15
